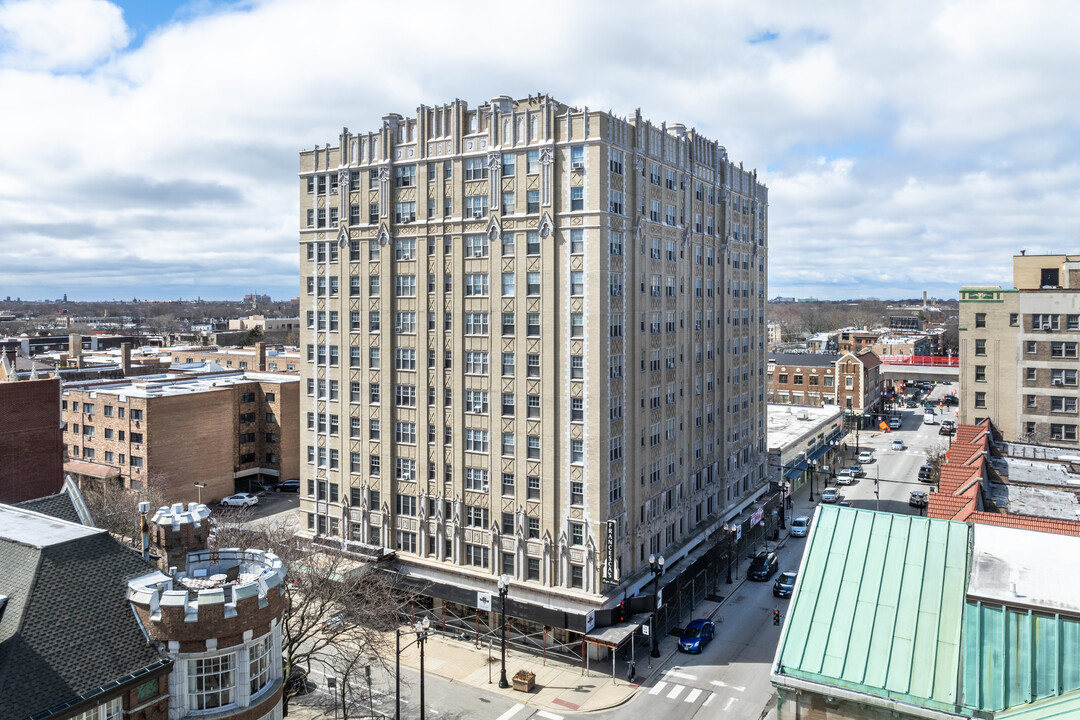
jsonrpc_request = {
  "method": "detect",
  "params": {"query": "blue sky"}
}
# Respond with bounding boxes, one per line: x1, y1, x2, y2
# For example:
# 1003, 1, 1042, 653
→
2, 0, 1080, 302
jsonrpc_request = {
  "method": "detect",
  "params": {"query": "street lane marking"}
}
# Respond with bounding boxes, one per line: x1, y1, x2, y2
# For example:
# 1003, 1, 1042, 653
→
495, 704, 524, 720
648, 681, 668, 695
710, 680, 746, 692
536, 712, 563, 720
684, 688, 703, 703
665, 669, 698, 680
724, 697, 736, 711
703, 693, 715, 706
666, 684, 684, 699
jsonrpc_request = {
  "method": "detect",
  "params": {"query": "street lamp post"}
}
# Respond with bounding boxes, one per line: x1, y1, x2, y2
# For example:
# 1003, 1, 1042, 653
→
396, 617, 432, 720
649, 554, 664, 658
807, 459, 816, 503
193, 482, 206, 504
497, 574, 511, 689
724, 525, 734, 584
779, 483, 787, 529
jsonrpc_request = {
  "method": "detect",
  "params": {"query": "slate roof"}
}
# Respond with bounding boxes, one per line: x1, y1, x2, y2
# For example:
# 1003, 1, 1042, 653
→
0, 506, 170, 720
14, 493, 82, 526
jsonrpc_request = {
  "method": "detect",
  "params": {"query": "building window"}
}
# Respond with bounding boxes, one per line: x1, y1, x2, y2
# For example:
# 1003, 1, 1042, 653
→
975, 313, 986, 328
466, 544, 489, 568
974, 391, 986, 409
249, 634, 273, 696
1010, 313, 1019, 327
570, 187, 584, 211
526, 190, 540, 213
188, 653, 236, 710
1051, 423, 1078, 441
974, 365, 986, 382
975, 339, 986, 356
1051, 397, 1078, 413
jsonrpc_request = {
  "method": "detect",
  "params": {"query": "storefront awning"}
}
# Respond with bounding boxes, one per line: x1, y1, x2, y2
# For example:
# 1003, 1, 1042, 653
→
584, 613, 648, 648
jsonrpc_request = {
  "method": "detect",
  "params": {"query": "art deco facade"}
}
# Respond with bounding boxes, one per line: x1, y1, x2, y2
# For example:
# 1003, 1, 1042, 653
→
960, 254, 1080, 447
298, 95, 768, 619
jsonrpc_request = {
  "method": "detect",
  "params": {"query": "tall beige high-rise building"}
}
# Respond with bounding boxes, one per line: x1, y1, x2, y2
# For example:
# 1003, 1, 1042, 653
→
298, 95, 769, 634
960, 254, 1080, 447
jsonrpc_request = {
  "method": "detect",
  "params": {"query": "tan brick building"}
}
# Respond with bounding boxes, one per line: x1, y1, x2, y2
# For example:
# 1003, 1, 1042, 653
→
298, 95, 769, 628
60, 371, 299, 503
960, 254, 1080, 447
171, 343, 301, 374
767, 350, 882, 418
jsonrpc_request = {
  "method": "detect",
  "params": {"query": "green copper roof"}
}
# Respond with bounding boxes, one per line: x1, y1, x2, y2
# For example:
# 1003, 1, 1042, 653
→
776, 506, 970, 712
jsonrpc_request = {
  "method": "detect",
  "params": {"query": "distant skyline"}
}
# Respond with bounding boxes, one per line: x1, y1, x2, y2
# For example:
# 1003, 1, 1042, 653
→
2, 0, 1079, 301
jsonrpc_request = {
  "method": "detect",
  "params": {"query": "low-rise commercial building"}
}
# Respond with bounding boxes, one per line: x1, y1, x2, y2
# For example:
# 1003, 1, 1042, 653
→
768, 350, 883, 427
767, 404, 844, 499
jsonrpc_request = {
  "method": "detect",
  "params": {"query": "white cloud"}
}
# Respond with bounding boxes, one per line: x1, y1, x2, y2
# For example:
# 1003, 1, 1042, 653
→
1, 0, 1080, 300
0, 0, 130, 71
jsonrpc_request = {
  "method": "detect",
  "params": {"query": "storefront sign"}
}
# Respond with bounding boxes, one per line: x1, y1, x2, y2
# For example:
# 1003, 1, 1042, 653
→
602, 520, 618, 583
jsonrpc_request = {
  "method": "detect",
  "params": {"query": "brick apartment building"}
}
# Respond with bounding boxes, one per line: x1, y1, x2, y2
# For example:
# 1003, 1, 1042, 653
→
60, 372, 299, 503
0, 376, 63, 503
298, 94, 770, 633
767, 350, 883, 419
960, 253, 1080, 447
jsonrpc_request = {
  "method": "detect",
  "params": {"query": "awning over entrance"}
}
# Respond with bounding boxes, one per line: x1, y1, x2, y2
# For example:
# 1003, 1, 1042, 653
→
584, 613, 647, 649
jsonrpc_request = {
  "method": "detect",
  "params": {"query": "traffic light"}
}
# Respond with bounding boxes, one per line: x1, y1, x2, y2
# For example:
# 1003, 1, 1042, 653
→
773, 610, 781, 626
615, 602, 628, 623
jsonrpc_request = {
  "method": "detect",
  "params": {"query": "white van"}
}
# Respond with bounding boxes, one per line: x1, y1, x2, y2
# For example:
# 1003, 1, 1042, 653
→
923, 411, 937, 425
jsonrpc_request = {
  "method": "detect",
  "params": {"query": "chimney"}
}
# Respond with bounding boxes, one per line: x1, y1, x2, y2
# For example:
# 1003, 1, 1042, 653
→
256, 342, 266, 372
68, 334, 82, 359
121, 343, 132, 375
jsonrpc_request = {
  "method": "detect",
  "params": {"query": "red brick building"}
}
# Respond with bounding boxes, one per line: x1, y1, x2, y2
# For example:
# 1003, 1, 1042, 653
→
0, 377, 63, 503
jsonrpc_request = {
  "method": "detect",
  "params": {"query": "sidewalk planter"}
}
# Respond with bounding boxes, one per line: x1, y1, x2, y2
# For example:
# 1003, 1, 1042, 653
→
512, 670, 535, 692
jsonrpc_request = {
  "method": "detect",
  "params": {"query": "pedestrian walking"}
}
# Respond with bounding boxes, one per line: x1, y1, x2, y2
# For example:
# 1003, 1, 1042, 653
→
628, 661, 636, 682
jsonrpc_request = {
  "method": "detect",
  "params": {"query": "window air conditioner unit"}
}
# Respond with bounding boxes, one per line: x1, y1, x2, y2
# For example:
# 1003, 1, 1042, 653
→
1053, 379, 1064, 385
1044, 323, 1053, 331
571, 161, 585, 171
473, 249, 484, 258
401, 472, 412, 481
400, 252, 412, 260
473, 211, 484, 218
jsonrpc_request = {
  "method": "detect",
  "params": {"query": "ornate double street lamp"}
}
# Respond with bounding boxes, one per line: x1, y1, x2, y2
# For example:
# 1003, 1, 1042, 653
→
396, 617, 432, 720
497, 574, 511, 689
649, 554, 665, 658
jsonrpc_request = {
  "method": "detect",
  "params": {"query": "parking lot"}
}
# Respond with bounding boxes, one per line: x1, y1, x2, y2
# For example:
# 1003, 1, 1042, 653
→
821, 382, 959, 515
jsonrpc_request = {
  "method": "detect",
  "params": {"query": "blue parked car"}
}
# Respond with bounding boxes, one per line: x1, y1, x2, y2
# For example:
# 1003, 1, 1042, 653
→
678, 618, 715, 653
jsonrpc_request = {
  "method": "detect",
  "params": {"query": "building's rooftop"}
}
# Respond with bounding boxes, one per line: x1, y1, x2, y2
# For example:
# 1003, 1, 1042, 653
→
768, 352, 841, 368
0, 504, 102, 548
968, 522, 1080, 616
0, 505, 170, 718
61, 370, 298, 398
767, 404, 844, 449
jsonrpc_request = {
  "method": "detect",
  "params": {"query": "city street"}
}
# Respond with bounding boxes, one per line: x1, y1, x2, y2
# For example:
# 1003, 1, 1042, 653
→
281, 386, 963, 720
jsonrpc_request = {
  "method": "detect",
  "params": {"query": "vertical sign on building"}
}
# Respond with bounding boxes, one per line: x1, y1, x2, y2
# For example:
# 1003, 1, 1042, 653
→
602, 520, 618, 584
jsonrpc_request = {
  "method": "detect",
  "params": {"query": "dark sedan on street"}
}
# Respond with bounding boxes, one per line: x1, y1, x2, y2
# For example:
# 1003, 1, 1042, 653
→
747, 551, 779, 581
773, 571, 797, 598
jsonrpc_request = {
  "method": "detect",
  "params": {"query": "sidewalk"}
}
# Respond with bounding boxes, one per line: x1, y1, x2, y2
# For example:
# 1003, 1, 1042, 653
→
292, 487, 818, 719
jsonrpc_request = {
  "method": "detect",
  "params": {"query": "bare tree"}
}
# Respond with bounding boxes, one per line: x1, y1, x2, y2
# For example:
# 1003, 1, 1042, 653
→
851, 299, 887, 331
81, 472, 169, 547
209, 520, 405, 715
924, 442, 950, 482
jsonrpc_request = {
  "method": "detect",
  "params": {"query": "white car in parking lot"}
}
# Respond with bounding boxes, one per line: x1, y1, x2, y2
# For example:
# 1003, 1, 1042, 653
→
220, 492, 259, 508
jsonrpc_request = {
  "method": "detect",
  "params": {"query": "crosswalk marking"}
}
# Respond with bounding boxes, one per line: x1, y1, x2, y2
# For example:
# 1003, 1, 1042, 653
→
664, 669, 698, 680
648, 681, 668, 695
723, 697, 736, 711
536, 712, 563, 720
494, 704, 524, 720
666, 685, 684, 700
684, 688, 703, 703
710, 679, 746, 692
703, 693, 715, 706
